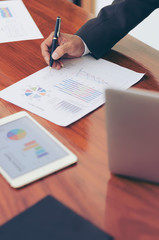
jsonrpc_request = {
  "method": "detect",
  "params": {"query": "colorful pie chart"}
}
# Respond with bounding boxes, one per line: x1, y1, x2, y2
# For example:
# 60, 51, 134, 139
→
7, 129, 26, 140
25, 87, 46, 99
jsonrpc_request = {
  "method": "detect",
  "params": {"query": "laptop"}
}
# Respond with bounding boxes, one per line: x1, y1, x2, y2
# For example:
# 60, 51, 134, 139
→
105, 87, 159, 183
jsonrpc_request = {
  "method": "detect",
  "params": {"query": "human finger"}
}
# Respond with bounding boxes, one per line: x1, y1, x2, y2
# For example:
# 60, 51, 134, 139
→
41, 32, 54, 64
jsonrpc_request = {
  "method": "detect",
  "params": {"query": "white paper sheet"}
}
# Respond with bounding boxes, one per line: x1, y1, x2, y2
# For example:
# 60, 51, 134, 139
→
0, 0, 43, 43
0, 55, 144, 126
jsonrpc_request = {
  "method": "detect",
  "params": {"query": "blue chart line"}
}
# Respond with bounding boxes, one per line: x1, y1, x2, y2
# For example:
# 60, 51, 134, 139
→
55, 79, 102, 103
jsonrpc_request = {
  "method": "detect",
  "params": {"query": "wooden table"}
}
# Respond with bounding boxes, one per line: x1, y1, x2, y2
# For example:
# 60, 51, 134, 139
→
1, 0, 159, 239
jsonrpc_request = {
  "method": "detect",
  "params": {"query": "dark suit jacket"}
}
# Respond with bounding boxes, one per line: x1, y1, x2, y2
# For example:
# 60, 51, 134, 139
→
76, 0, 159, 59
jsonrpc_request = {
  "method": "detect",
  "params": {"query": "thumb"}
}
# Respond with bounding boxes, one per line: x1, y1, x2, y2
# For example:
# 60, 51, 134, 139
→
52, 43, 70, 60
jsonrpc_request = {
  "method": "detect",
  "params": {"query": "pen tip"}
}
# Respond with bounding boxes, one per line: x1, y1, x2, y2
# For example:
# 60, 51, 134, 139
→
49, 67, 52, 72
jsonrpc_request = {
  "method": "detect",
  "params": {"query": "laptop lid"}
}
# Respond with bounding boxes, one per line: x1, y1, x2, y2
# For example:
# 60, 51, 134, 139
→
105, 88, 159, 183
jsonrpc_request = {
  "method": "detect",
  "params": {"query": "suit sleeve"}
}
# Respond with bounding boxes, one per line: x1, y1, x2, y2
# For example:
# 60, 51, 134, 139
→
75, 0, 159, 59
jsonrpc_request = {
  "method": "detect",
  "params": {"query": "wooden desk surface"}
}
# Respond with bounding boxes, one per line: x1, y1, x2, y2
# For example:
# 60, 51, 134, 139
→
1, 0, 159, 239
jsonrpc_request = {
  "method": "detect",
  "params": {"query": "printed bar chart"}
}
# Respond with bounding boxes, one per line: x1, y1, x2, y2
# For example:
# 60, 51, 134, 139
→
55, 79, 102, 103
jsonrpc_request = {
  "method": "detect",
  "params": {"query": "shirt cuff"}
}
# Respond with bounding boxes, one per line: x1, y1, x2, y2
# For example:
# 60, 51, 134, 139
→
80, 38, 90, 56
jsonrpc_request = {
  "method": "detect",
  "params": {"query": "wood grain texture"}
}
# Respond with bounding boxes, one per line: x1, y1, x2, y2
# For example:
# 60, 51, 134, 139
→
1, 0, 159, 239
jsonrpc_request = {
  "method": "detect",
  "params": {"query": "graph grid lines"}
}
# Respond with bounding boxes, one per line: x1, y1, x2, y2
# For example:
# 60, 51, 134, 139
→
55, 79, 102, 103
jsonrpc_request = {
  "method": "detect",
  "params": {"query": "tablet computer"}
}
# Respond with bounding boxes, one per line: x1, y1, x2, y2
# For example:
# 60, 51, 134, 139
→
0, 111, 77, 188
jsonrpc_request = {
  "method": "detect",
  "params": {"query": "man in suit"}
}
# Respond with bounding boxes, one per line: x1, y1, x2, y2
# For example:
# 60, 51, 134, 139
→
41, 0, 159, 69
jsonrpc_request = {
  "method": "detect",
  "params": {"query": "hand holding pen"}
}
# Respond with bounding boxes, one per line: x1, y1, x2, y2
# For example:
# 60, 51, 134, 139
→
41, 19, 85, 70
49, 16, 61, 70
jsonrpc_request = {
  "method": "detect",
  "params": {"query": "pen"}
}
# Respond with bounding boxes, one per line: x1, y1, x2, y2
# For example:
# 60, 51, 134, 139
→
49, 16, 61, 70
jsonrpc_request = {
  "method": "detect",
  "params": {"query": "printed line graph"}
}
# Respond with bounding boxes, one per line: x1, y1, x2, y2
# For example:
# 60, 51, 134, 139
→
76, 68, 110, 86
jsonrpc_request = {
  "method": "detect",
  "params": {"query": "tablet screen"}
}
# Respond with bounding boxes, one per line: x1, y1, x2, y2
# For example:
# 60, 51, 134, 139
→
0, 116, 68, 179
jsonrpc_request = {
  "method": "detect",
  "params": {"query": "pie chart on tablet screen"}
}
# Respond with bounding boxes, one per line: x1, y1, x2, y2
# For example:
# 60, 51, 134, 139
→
7, 129, 26, 140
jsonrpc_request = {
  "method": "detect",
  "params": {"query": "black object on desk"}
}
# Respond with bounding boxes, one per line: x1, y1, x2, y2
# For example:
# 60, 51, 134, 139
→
49, 16, 61, 69
0, 195, 113, 240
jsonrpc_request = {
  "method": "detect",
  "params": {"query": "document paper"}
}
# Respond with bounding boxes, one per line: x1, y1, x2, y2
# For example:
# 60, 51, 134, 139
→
0, 56, 144, 126
0, 0, 43, 43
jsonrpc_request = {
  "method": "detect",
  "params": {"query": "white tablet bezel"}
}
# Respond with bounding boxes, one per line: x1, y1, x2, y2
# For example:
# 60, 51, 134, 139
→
0, 111, 77, 188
